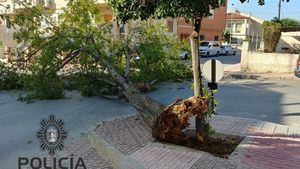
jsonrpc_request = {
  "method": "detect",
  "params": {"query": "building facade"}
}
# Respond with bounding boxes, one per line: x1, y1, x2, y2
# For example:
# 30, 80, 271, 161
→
0, 0, 111, 50
166, 4, 228, 42
226, 10, 264, 45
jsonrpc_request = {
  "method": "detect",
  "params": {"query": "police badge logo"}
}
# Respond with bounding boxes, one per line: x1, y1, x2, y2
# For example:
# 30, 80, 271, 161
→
37, 115, 67, 155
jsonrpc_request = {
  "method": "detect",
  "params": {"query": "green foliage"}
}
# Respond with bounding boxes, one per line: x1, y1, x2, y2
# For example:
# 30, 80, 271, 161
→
21, 67, 64, 100
262, 21, 282, 53
107, 0, 228, 23
129, 20, 191, 83
0, 62, 23, 90
107, 0, 283, 24
0, 0, 191, 100
203, 86, 219, 135
71, 66, 118, 97
0, 0, 114, 100
239, 0, 289, 6
222, 30, 231, 43
271, 17, 300, 27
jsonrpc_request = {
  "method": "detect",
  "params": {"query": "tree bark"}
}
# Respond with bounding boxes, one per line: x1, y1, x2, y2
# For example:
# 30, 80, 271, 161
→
90, 34, 208, 143
191, 18, 206, 142
124, 49, 131, 80
100, 57, 208, 143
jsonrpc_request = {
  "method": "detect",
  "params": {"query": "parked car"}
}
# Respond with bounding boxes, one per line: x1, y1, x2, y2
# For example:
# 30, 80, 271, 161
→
220, 45, 236, 56
179, 51, 189, 60
295, 57, 300, 78
199, 41, 220, 57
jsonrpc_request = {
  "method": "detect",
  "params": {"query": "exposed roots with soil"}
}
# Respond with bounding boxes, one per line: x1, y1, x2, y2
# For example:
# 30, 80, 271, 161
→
152, 96, 209, 144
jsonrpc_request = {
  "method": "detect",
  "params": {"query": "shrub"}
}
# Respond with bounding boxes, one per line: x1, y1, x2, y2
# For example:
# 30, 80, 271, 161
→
0, 62, 23, 90
21, 67, 65, 100
262, 21, 282, 53
71, 66, 118, 97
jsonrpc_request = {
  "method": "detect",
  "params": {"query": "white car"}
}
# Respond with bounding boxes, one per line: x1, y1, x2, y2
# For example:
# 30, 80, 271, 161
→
199, 41, 221, 57
179, 51, 189, 60
220, 45, 236, 56
295, 57, 300, 78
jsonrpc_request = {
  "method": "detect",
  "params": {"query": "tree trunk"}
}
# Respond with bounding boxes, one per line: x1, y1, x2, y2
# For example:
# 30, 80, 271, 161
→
191, 18, 206, 142
101, 59, 165, 127
124, 49, 131, 80
100, 58, 208, 144
89, 31, 208, 143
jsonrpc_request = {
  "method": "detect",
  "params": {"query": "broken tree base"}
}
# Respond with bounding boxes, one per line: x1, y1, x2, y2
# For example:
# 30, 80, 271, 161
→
100, 57, 210, 145
182, 129, 245, 158
152, 96, 208, 144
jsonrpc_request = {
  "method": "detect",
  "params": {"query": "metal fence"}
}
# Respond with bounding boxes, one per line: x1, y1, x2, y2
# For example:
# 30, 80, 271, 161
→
248, 39, 261, 51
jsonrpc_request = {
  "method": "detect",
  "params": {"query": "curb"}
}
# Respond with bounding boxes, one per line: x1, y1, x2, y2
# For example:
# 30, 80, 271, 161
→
86, 132, 144, 169
224, 72, 300, 81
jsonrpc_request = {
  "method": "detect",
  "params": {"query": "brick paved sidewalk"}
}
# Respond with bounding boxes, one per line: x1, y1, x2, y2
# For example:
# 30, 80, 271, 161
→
28, 137, 113, 169
95, 115, 300, 169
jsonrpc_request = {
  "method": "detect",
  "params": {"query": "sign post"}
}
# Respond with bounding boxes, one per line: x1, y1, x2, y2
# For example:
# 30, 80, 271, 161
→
202, 59, 224, 113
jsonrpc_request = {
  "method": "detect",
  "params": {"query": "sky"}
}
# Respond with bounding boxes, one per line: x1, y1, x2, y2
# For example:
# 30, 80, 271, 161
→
228, 0, 300, 21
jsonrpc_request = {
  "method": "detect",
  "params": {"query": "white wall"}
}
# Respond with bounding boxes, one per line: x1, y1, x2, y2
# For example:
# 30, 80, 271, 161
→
241, 41, 299, 73
276, 31, 300, 52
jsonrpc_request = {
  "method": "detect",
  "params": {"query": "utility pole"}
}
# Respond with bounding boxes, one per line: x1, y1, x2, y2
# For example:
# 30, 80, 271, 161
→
278, 0, 281, 20
229, 4, 234, 45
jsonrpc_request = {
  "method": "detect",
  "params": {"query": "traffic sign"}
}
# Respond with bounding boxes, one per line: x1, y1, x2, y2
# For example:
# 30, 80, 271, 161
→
202, 59, 224, 83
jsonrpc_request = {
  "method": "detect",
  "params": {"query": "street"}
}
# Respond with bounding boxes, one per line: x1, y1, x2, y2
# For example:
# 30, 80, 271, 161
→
200, 52, 241, 68
0, 54, 300, 168
148, 79, 300, 127
0, 92, 135, 169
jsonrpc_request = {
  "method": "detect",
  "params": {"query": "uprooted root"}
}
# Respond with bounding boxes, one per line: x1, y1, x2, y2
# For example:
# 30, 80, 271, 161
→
152, 96, 208, 144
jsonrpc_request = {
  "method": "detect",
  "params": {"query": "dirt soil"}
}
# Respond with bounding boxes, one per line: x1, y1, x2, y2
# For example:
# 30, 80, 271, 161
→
181, 129, 244, 158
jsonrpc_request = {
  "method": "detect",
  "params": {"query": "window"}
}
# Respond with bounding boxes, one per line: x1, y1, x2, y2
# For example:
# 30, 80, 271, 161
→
227, 22, 233, 33
235, 23, 242, 33
200, 35, 205, 41
214, 36, 219, 41
213, 42, 219, 47
200, 42, 209, 47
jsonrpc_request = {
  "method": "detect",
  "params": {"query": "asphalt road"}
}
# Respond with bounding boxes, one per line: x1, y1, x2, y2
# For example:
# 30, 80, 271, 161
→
0, 92, 135, 169
181, 53, 241, 68
1, 53, 300, 168
148, 79, 300, 128
200, 53, 241, 68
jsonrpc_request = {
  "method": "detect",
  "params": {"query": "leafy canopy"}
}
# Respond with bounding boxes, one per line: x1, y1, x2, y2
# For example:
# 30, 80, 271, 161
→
107, 0, 227, 22
107, 0, 290, 23
271, 17, 300, 27
0, 0, 191, 99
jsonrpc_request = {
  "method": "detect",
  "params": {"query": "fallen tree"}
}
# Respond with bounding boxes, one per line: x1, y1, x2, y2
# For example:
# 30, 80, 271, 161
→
90, 39, 208, 142
0, 0, 278, 144
0, 0, 209, 143
102, 57, 208, 143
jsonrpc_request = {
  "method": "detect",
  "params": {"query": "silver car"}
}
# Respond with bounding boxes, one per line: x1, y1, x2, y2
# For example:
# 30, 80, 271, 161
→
220, 45, 236, 56
199, 41, 221, 57
295, 57, 300, 78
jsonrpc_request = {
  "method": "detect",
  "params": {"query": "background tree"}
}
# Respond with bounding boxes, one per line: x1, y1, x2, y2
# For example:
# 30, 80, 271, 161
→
222, 30, 231, 43
262, 21, 282, 53
272, 17, 300, 26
